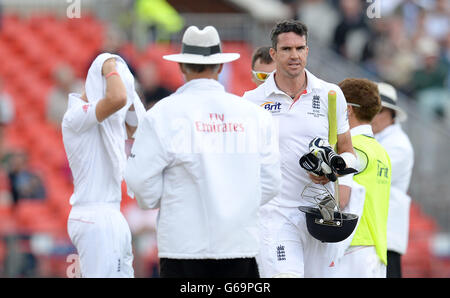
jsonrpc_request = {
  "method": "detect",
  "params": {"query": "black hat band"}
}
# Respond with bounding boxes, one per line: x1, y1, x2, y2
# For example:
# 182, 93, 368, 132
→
182, 43, 221, 56
380, 94, 396, 106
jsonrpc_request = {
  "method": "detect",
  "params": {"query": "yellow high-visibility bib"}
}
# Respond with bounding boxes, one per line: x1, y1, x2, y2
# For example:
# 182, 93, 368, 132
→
350, 134, 391, 265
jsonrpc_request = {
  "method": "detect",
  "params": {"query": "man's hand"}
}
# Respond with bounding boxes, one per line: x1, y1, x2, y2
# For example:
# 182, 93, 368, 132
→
102, 58, 117, 76
308, 172, 329, 185
96, 57, 127, 122
300, 151, 334, 184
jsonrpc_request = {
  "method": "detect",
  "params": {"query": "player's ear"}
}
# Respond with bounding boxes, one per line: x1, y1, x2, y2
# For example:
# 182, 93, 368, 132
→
217, 64, 224, 74
269, 47, 276, 60
179, 63, 187, 75
347, 105, 353, 118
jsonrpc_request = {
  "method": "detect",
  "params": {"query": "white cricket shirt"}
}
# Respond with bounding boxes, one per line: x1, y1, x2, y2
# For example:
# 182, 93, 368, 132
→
375, 123, 414, 254
62, 93, 125, 206
243, 69, 349, 207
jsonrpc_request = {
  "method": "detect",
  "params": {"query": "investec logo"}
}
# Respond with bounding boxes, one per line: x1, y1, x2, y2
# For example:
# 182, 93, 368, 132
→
261, 101, 281, 113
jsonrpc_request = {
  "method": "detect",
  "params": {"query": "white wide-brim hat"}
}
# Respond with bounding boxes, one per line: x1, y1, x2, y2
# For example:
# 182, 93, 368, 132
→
377, 82, 407, 122
163, 25, 240, 64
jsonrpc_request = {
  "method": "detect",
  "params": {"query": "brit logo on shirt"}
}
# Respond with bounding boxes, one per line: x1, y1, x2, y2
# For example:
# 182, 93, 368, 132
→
261, 101, 282, 114
82, 104, 90, 113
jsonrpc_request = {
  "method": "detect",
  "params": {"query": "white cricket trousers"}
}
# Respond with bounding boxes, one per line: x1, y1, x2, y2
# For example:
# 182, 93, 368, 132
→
324, 246, 386, 278
256, 203, 332, 278
67, 203, 134, 278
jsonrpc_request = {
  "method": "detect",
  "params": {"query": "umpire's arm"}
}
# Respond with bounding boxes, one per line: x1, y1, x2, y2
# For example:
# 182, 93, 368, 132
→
124, 114, 169, 209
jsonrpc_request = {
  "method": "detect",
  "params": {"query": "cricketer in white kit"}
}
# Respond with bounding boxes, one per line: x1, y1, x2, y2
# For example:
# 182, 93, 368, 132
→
62, 54, 145, 277
243, 20, 356, 278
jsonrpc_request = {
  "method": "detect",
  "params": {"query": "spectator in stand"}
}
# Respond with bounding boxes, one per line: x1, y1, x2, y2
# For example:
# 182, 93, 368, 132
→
135, 0, 184, 42
400, 0, 426, 39
423, 0, 449, 43
137, 61, 172, 110
46, 64, 84, 129
411, 37, 449, 119
85, 25, 136, 76
7, 151, 46, 205
332, 0, 371, 62
296, 0, 339, 45
369, 14, 416, 89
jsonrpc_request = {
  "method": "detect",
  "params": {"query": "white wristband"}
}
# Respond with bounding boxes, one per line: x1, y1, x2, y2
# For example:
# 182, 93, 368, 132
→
125, 110, 138, 127
340, 152, 357, 170
338, 174, 354, 187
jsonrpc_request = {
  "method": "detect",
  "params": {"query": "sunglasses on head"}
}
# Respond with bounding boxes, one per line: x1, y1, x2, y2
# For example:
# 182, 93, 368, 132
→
252, 70, 271, 82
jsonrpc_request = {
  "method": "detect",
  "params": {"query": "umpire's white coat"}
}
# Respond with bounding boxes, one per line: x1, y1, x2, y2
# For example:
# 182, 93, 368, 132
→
375, 123, 414, 255
125, 78, 281, 260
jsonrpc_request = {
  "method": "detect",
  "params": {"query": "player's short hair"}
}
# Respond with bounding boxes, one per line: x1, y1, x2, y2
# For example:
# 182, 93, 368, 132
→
270, 20, 308, 50
251, 46, 273, 69
181, 63, 221, 74
338, 78, 381, 122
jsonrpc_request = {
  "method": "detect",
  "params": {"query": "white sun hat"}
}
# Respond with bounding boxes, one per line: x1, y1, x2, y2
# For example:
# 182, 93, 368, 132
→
163, 25, 240, 64
377, 82, 407, 122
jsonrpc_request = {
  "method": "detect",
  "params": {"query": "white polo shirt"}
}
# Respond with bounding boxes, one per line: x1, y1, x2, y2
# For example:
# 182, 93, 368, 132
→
243, 69, 349, 207
62, 93, 125, 206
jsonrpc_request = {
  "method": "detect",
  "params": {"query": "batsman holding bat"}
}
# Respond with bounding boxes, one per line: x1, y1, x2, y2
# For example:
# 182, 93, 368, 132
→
243, 20, 357, 278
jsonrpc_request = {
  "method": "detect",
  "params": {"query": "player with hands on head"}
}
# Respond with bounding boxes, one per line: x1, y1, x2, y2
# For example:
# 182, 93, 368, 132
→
63, 54, 145, 278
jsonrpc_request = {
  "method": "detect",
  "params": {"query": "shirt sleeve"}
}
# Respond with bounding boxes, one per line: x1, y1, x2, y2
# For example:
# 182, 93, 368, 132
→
335, 87, 350, 135
63, 101, 100, 133
259, 111, 281, 205
124, 112, 171, 209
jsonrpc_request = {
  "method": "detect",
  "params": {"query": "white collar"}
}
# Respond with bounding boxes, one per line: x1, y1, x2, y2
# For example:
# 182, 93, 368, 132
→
263, 68, 322, 98
350, 124, 374, 138
175, 78, 225, 94
374, 123, 399, 140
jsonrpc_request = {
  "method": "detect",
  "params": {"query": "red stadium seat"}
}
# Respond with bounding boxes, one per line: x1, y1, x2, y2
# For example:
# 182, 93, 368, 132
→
0, 205, 16, 235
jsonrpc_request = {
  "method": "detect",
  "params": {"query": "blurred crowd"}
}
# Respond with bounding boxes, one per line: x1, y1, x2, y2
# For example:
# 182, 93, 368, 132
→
283, 0, 449, 120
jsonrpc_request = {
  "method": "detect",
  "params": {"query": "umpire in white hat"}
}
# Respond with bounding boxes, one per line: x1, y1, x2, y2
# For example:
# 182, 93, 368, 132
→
124, 25, 281, 278
372, 82, 414, 278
